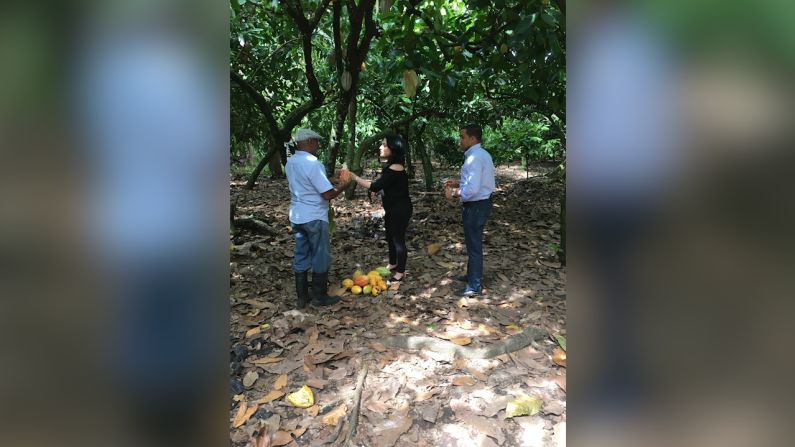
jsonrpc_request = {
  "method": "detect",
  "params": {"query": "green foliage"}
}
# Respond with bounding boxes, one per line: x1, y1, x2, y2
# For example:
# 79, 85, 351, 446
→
485, 115, 563, 164
431, 136, 461, 167
230, 0, 566, 176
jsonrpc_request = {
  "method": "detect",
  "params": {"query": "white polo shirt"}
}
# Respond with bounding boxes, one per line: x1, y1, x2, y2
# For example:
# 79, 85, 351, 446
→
286, 150, 333, 224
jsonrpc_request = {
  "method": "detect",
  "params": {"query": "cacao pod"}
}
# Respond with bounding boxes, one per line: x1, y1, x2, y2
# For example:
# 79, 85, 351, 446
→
341, 71, 352, 91
402, 69, 419, 98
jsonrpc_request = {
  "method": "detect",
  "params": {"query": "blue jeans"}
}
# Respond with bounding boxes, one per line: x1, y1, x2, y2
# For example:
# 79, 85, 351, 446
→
462, 198, 492, 291
292, 220, 331, 273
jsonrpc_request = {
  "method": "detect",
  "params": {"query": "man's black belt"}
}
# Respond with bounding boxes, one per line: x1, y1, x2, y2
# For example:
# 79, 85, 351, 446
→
462, 196, 491, 205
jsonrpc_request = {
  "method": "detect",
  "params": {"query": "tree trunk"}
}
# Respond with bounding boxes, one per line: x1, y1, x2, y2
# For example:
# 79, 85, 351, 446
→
247, 142, 256, 165
246, 149, 273, 189
403, 124, 414, 179
245, 136, 286, 189
414, 124, 433, 191
327, 87, 356, 176
344, 98, 358, 199
269, 151, 283, 178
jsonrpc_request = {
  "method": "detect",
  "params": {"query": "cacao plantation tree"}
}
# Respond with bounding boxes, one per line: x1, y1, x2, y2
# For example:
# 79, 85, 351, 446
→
231, 0, 566, 200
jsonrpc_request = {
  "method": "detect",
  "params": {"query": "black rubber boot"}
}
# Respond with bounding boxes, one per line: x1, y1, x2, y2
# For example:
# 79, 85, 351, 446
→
295, 271, 310, 309
310, 272, 340, 307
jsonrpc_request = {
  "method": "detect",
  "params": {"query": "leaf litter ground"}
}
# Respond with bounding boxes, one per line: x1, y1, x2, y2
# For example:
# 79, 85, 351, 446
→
230, 163, 565, 447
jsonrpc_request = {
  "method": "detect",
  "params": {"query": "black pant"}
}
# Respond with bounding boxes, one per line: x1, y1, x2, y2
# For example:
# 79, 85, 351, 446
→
384, 203, 412, 273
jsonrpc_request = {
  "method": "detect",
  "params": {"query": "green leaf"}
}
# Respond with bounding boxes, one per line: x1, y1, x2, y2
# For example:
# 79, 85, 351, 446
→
554, 334, 566, 352
505, 395, 542, 418
541, 12, 556, 27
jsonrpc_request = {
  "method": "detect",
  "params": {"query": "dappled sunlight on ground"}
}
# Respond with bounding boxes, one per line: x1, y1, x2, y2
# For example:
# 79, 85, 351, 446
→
229, 163, 565, 446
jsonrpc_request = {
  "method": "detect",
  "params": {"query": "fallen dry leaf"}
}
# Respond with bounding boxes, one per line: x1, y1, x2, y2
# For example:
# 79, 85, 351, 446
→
328, 367, 347, 381
554, 375, 566, 392
243, 371, 259, 388
415, 388, 440, 402
232, 402, 246, 426
270, 431, 293, 446
307, 405, 319, 416
306, 377, 328, 389
467, 367, 489, 382
366, 398, 389, 413
232, 402, 258, 428
452, 376, 477, 386
291, 426, 307, 438
251, 427, 271, 447
259, 359, 303, 375
420, 402, 440, 423
454, 408, 506, 445
370, 414, 413, 447
331, 350, 356, 361
552, 347, 567, 367
303, 355, 316, 373
273, 374, 288, 390
504, 324, 521, 333
478, 323, 500, 335
330, 286, 348, 297
256, 390, 285, 405
321, 403, 348, 426
307, 326, 319, 344
451, 336, 472, 346
369, 342, 387, 352
427, 243, 442, 256
483, 396, 513, 418
263, 414, 281, 435
252, 356, 284, 365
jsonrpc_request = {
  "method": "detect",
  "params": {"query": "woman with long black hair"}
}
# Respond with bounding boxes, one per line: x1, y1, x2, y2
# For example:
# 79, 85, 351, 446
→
348, 134, 413, 282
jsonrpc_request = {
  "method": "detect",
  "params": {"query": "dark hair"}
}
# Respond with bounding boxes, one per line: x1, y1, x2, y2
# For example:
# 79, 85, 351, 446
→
384, 133, 406, 165
460, 123, 482, 141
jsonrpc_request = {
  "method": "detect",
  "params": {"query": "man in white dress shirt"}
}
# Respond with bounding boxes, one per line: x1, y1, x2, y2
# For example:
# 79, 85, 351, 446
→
445, 123, 496, 296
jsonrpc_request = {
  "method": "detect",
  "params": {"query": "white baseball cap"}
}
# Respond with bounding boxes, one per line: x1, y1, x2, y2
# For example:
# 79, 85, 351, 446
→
293, 128, 323, 142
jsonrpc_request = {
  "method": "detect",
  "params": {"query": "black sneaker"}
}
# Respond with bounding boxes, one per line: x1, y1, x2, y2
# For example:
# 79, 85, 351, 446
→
455, 288, 482, 297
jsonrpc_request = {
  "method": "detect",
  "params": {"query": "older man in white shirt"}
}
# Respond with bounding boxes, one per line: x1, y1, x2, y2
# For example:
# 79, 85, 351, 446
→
445, 123, 496, 296
286, 128, 350, 308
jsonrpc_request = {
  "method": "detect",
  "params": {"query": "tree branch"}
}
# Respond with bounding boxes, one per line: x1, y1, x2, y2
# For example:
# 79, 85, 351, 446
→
310, 0, 332, 29
332, 1, 344, 75
357, 0, 378, 59
344, 0, 365, 67
280, 0, 330, 131
230, 70, 280, 135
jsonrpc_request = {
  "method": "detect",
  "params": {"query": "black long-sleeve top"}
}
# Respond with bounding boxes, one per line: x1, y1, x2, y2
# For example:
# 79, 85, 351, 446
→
368, 165, 412, 211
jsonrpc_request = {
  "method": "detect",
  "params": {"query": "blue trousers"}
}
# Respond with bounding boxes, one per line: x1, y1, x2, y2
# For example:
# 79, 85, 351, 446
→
292, 220, 331, 273
462, 198, 492, 291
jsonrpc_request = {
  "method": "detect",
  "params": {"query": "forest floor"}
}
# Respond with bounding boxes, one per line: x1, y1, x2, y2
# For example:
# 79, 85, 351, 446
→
229, 162, 566, 447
